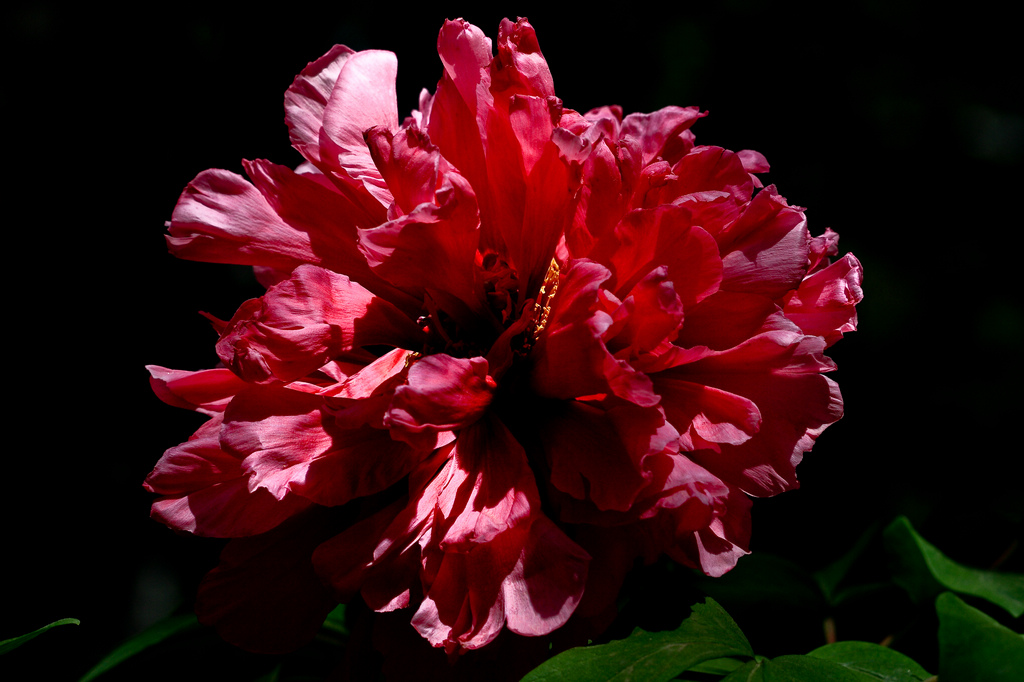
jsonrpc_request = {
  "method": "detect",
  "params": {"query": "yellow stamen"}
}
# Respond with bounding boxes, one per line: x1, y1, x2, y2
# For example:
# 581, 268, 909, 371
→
528, 258, 561, 344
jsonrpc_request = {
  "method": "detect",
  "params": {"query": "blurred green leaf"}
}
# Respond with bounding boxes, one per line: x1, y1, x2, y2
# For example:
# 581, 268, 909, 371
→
520, 598, 753, 681
253, 664, 282, 682
79, 613, 201, 682
937, 592, 1024, 682
884, 516, 1024, 616
721, 654, 870, 681
0, 618, 79, 655
815, 524, 878, 605
321, 603, 348, 637
807, 641, 931, 681
696, 553, 824, 612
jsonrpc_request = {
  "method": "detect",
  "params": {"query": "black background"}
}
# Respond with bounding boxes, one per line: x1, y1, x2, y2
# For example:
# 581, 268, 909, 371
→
6, 1, 1021, 679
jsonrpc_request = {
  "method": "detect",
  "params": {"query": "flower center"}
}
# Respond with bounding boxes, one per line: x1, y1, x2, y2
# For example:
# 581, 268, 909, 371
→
528, 258, 561, 344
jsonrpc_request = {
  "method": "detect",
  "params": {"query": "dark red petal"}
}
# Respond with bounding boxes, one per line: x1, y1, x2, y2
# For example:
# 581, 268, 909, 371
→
607, 267, 685, 358
589, 206, 723, 305
195, 509, 339, 654
540, 401, 654, 512
311, 496, 410, 604
675, 290, 784, 351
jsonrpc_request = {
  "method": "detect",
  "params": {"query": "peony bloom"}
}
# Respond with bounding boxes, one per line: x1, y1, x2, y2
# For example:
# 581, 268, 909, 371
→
146, 17, 862, 657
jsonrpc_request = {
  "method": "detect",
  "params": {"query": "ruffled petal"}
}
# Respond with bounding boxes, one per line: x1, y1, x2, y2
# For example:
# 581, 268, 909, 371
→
145, 416, 311, 537
588, 206, 723, 305
717, 187, 811, 299
284, 45, 356, 167
318, 49, 399, 204
437, 415, 539, 550
221, 384, 424, 507
530, 260, 659, 406
783, 252, 864, 346
387, 355, 496, 447
662, 330, 843, 496
216, 264, 424, 383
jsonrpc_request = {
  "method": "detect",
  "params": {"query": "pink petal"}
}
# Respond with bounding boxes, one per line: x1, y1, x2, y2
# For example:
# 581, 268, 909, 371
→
501, 516, 590, 637
717, 187, 811, 299
668, 483, 752, 577
619, 106, 705, 166
387, 355, 497, 447
665, 331, 843, 496
357, 133, 484, 319
658, 146, 757, 205
530, 260, 659, 407
284, 45, 356, 167
145, 416, 311, 537
221, 384, 424, 507
655, 376, 763, 450
494, 18, 555, 97
216, 264, 423, 384
146, 365, 246, 415
318, 49, 400, 203
166, 168, 319, 271
784, 252, 864, 346
437, 415, 539, 550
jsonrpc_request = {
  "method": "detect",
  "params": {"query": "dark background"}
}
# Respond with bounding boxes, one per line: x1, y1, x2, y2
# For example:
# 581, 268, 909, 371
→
6, 1, 1021, 679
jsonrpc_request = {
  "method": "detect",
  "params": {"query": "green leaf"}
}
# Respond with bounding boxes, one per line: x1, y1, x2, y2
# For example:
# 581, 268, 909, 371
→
520, 598, 753, 682
321, 603, 348, 637
723, 654, 906, 682
814, 524, 879, 605
807, 641, 931, 681
883, 516, 1024, 616
688, 656, 745, 675
0, 618, 79, 655
721, 655, 873, 682
937, 592, 1024, 682
721, 658, 764, 681
78, 613, 201, 682
696, 553, 824, 612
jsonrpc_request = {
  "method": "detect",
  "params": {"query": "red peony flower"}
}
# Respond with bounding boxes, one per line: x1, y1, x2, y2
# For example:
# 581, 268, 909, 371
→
146, 17, 862, 656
